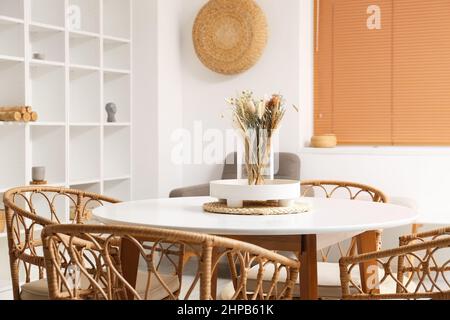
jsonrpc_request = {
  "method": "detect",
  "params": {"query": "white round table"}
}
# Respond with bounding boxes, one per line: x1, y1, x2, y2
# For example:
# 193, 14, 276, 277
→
93, 196, 418, 300
93, 196, 417, 235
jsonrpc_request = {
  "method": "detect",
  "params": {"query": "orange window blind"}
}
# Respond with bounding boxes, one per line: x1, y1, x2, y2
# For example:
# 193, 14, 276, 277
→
315, 0, 450, 145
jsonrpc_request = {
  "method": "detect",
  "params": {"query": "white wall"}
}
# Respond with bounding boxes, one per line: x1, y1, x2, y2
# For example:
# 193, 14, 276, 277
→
133, 0, 311, 197
177, 0, 306, 186
301, 148, 450, 223
133, 0, 184, 198
156, 0, 183, 197
132, 0, 159, 200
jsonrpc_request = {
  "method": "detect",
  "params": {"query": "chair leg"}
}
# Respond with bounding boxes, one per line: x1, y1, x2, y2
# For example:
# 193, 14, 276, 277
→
9, 256, 20, 300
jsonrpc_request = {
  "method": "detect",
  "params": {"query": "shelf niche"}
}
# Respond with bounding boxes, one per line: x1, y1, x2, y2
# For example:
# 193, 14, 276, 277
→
0, 20, 24, 58
31, 0, 65, 27
70, 68, 100, 123
104, 179, 130, 201
104, 126, 130, 179
0, 126, 25, 190
103, 72, 130, 123
30, 64, 65, 122
103, 39, 130, 71
0, 60, 25, 106
69, 33, 100, 67
103, 0, 130, 39
68, 0, 100, 34
0, 0, 24, 19
29, 26, 65, 63
70, 181, 100, 194
31, 126, 65, 184
69, 126, 100, 183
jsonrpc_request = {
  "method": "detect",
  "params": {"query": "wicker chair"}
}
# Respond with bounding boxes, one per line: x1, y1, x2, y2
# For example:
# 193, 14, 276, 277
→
299, 180, 388, 298
340, 227, 450, 300
3, 186, 120, 300
301, 180, 387, 256
41, 224, 300, 300
220, 180, 389, 300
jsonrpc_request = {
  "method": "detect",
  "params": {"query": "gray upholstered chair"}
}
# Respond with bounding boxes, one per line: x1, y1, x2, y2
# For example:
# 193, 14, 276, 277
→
169, 152, 301, 197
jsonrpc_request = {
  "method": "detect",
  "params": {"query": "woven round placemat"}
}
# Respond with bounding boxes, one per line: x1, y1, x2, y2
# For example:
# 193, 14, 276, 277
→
192, 0, 268, 75
203, 201, 311, 216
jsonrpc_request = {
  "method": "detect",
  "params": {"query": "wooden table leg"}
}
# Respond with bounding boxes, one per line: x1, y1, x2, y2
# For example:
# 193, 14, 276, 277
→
120, 238, 140, 300
357, 230, 380, 294
299, 234, 318, 300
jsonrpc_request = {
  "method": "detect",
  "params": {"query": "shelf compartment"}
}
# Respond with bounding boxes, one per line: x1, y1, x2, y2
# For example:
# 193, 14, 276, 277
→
0, 18, 24, 58
0, 0, 24, 19
68, 181, 101, 221
29, 25, 65, 63
0, 126, 25, 190
104, 178, 130, 201
103, 0, 130, 39
69, 126, 101, 183
103, 39, 130, 70
69, 32, 100, 67
31, 126, 65, 184
31, 0, 65, 27
30, 63, 65, 122
0, 60, 25, 106
70, 68, 100, 123
103, 72, 130, 123
70, 181, 100, 194
104, 126, 130, 178
68, 0, 100, 34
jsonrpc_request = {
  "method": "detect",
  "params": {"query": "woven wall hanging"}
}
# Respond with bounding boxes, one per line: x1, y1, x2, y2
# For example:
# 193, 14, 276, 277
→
192, 0, 268, 75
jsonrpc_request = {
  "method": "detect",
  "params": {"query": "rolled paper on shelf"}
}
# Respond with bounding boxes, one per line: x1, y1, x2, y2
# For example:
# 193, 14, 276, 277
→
0, 111, 22, 121
30, 112, 38, 122
22, 112, 32, 122
0, 106, 29, 113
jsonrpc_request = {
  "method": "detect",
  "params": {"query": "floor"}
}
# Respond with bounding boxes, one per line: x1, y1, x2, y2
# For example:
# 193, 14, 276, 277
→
179, 276, 231, 300
173, 257, 232, 300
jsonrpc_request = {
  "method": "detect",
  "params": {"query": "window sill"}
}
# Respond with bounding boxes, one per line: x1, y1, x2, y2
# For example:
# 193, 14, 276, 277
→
300, 146, 450, 156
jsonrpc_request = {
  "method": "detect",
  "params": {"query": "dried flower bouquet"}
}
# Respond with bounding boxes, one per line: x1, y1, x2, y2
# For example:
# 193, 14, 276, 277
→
227, 91, 294, 185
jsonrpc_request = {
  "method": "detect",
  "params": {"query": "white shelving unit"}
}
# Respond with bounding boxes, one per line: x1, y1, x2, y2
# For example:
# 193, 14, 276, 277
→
0, 0, 133, 298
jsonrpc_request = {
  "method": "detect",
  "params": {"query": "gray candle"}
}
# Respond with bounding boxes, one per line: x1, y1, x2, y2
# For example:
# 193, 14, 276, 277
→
32, 166, 46, 182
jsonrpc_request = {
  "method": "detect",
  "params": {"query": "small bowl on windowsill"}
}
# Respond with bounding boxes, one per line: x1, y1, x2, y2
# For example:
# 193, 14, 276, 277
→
311, 134, 337, 148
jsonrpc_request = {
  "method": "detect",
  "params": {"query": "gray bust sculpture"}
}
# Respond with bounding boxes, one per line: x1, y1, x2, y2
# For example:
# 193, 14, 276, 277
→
105, 103, 117, 123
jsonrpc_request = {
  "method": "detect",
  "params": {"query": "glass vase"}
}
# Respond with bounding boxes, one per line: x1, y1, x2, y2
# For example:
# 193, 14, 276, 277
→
237, 128, 275, 185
